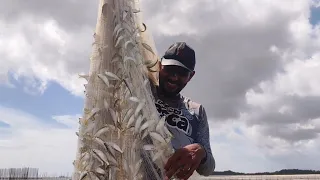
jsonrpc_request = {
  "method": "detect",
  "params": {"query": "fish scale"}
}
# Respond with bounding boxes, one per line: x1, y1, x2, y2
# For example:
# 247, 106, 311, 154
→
72, 0, 175, 179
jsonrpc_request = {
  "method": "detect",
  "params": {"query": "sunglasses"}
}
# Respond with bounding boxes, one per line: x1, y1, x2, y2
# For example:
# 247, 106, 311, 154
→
162, 65, 192, 77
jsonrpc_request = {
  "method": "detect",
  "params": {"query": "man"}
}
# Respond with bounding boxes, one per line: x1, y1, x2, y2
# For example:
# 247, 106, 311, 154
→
149, 42, 215, 180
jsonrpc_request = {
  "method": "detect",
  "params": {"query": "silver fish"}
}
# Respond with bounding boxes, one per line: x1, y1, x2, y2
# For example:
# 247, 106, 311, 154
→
149, 132, 166, 144
105, 71, 121, 81
92, 149, 109, 166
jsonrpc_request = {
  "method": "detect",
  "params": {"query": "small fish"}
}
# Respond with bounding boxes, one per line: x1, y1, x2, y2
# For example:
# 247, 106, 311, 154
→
122, 108, 133, 124
134, 100, 146, 117
123, 88, 131, 100
143, 144, 155, 151
134, 115, 144, 134
124, 56, 136, 64
115, 36, 124, 48
86, 107, 100, 120
147, 118, 157, 132
132, 138, 139, 151
104, 147, 118, 166
95, 167, 107, 175
152, 150, 163, 162
105, 71, 121, 81
105, 141, 123, 153
122, 158, 130, 175
84, 121, 95, 133
93, 137, 106, 150
123, 78, 133, 95
90, 171, 103, 180
122, 11, 128, 21
131, 9, 141, 13
117, 127, 121, 140
109, 108, 118, 126
149, 132, 166, 144
134, 159, 142, 177
126, 113, 135, 128
124, 40, 135, 50
128, 96, 140, 103
163, 125, 173, 138
115, 28, 125, 41
141, 42, 155, 55
97, 73, 110, 87
112, 23, 122, 37
78, 74, 89, 81
92, 149, 109, 166
79, 171, 88, 180
141, 130, 149, 140
104, 99, 109, 110
94, 125, 115, 139
143, 79, 149, 88
81, 164, 89, 173
156, 116, 166, 135
80, 152, 90, 162
139, 121, 149, 134
111, 53, 121, 63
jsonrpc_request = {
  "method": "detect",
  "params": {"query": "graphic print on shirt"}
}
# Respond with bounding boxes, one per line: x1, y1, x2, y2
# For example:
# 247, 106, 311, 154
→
155, 99, 192, 136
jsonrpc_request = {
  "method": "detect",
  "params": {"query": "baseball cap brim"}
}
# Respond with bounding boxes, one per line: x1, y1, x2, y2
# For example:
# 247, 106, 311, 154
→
161, 58, 192, 72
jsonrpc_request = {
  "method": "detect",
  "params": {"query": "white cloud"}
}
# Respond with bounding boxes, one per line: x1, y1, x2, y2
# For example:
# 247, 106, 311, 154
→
312, 0, 320, 7
208, 120, 279, 173
209, 119, 320, 172
0, 105, 79, 176
52, 114, 81, 129
0, 16, 89, 96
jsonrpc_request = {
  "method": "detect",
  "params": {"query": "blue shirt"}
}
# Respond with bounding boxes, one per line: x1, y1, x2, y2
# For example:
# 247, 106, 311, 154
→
151, 85, 216, 176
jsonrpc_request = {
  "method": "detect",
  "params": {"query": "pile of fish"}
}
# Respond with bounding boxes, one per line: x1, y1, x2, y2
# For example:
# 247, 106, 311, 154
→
72, 0, 174, 179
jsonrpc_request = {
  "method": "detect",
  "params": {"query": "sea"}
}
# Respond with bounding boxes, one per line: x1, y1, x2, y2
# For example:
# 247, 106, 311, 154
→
195, 174, 320, 180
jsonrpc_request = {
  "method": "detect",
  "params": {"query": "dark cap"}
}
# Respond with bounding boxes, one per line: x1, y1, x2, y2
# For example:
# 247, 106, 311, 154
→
161, 42, 196, 72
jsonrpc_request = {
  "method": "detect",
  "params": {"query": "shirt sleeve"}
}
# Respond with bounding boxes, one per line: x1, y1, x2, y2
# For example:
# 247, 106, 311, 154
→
194, 105, 215, 176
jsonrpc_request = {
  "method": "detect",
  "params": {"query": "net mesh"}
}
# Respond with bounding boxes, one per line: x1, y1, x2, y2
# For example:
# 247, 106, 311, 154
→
72, 0, 175, 179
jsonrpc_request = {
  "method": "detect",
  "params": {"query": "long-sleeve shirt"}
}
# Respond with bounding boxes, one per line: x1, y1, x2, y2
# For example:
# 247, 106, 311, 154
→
150, 84, 215, 176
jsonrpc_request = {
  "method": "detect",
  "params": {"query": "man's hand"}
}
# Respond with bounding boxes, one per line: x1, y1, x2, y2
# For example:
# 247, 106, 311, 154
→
164, 143, 206, 180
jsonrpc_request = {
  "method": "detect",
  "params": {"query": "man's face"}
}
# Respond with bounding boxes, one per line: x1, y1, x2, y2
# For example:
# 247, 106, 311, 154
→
158, 65, 195, 97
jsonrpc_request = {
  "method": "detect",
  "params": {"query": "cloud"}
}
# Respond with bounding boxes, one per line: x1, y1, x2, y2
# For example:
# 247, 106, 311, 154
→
0, 0, 98, 31
1, 0, 320, 174
0, 12, 92, 96
245, 53, 320, 142
143, 0, 319, 121
52, 114, 81, 129
0, 105, 78, 176
209, 119, 320, 173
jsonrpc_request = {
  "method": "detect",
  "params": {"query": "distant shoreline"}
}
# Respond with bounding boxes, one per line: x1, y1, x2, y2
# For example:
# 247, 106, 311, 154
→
211, 169, 320, 176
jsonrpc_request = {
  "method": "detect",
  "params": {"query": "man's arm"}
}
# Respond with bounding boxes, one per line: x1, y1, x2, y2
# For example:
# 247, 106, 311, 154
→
194, 105, 215, 176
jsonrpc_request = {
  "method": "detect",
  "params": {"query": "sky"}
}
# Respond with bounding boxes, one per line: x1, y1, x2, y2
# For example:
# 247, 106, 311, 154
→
0, 0, 320, 177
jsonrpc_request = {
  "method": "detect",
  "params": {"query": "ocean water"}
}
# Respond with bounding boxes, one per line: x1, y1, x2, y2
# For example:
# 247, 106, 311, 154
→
197, 174, 320, 180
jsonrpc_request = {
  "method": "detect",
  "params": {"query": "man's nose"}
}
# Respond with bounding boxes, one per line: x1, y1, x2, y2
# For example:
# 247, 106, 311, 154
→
169, 73, 179, 81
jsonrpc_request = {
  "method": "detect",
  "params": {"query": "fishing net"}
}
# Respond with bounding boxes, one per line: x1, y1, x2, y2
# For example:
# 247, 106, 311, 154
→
72, 0, 175, 179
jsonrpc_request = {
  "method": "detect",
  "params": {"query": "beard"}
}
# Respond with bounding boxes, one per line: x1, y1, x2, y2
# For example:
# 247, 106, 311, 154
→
158, 76, 186, 98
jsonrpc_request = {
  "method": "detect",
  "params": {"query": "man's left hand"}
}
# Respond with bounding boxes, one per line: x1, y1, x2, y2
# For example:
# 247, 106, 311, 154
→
164, 143, 206, 180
